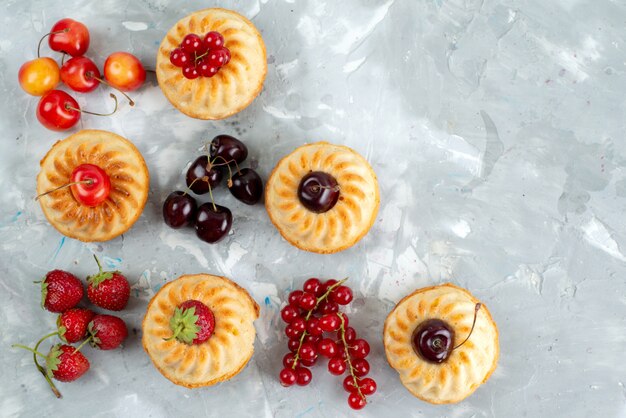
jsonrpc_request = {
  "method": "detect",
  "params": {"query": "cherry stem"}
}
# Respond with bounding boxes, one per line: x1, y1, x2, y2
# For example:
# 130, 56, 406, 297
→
209, 156, 234, 187
310, 184, 340, 193
61, 52, 67, 66
184, 177, 203, 196
87, 73, 135, 106
291, 278, 348, 369
452, 303, 482, 350
66, 93, 119, 117
35, 179, 93, 201
338, 313, 366, 402
37, 28, 69, 58
207, 181, 217, 212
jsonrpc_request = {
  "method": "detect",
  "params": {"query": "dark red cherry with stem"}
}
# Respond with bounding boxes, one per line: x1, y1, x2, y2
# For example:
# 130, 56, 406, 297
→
163, 191, 197, 228
280, 305, 299, 323
229, 168, 263, 205
48, 18, 90, 57
37, 90, 119, 131
328, 357, 346, 375
210, 135, 248, 165
295, 367, 312, 386
207, 48, 230, 67
181, 34, 204, 55
279, 368, 297, 387
170, 47, 191, 67
182, 65, 199, 80
298, 171, 340, 213
203, 31, 224, 49
197, 58, 218, 78
60, 56, 100, 93
412, 319, 454, 364
348, 393, 366, 410
194, 203, 232, 243
70, 164, 111, 206
186, 156, 223, 195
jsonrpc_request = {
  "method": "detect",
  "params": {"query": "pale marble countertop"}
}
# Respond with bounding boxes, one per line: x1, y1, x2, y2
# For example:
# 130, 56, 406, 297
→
1, 0, 625, 417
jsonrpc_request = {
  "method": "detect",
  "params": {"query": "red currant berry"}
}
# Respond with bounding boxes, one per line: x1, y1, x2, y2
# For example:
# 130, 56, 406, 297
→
288, 290, 303, 306
317, 338, 338, 358
343, 375, 359, 393
181, 34, 204, 54
328, 357, 347, 375
279, 368, 297, 387
334, 341, 348, 359
303, 278, 322, 295
331, 285, 353, 305
299, 342, 317, 362
298, 292, 317, 310
295, 366, 312, 386
170, 47, 190, 67
321, 279, 338, 293
359, 378, 377, 395
207, 47, 230, 67
283, 352, 296, 368
317, 300, 339, 315
204, 31, 224, 49
281, 305, 299, 323
319, 313, 340, 332
285, 319, 305, 339
352, 359, 370, 377
300, 357, 317, 367
182, 65, 199, 79
306, 317, 323, 336
349, 339, 370, 359
198, 60, 219, 78
304, 334, 320, 345
344, 326, 357, 343
348, 392, 366, 410
287, 338, 300, 353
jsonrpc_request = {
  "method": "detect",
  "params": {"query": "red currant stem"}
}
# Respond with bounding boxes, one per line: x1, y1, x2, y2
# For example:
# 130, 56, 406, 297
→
72, 336, 91, 355
291, 278, 348, 369
87, 73, 135, 106
36, 28, 69, 58
338, 315, 367, 402
35, 179, 93, 201
194, 51, 209, 63
452, 303, 482, 350
66, 93, 119, 116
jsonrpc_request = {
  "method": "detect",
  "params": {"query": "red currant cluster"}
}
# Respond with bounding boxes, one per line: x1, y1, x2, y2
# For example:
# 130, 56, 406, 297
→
18, 18, 145, 131
279, 278, 377, 410
170, 32, 231, 79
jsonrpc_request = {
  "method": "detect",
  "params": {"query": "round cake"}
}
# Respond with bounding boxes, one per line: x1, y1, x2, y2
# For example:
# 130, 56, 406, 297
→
265, 142, 379, 254
383, 283, 499, 404
142, 274, 259, 388
156, 8, 267, 119
36, 129, 149, 242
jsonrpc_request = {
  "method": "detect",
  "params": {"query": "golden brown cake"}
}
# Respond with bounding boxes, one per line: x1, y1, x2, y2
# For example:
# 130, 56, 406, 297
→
156, 8, 267, 119
142, 274, 259, 388
383, 283, 499, 404
265, 142, 379, 254
36, 129, 149, 242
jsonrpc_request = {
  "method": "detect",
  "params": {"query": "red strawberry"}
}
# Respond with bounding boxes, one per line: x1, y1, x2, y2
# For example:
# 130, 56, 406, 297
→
86, 255, 130, 311
46, 344, 90, 382
87, 314, 128, 350
57, 308, 95, 343
167, 299, 215, 344
40, 270, 84, 313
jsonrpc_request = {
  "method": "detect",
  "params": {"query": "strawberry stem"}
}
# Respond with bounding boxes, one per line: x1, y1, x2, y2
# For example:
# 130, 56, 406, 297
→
338, 314, 366, 403
11, 344, 48, 358
33, 332, 62, 398
72, 337, 91, 354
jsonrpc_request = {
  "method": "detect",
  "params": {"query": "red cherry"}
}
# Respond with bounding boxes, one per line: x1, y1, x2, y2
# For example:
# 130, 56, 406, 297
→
207, 47, 230, 67
60, 56, 101, 93
287, 338, 300, 353
319, 313, 340, 332
197, 58, 219, 78
36, 90, 80, 131
48, 18, 90, 57
317, 338, 338, 358
299, 342, 317, 362
303, 278, 322, 295
70, 164, 111, 207
349, 339, 370, 359
182, 65, 199, 80
331, 285, 353, 305
343, 375, 359, 393
306, 317, 323, 336
181, 34, 205, 54
170, 47, 191, 67
348, 393, 366, 410
328, 357, 346, 375
280, 305, 299, 323
288, 290, 303, 306
283, 352, 297, 368
295, 366, 312, 386
279, 368, 297, 387
203, 31, 224, 49
104, 52, 145, 91
359, 378, 377, 395
352, 359, 370, 377
298, 292, 317, 311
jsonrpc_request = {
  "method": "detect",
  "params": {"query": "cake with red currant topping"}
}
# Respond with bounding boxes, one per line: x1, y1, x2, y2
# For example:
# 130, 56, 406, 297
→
142, 274, 259, 388
383, 283, 499, 404
265, 142, 380, 254
36, 129, 149, 242
156, 8, 267, 120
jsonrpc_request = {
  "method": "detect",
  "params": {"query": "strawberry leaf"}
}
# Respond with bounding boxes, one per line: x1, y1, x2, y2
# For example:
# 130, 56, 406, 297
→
46, 344, 62, 378
168, 306, 200, 345
40, 278, 48, 309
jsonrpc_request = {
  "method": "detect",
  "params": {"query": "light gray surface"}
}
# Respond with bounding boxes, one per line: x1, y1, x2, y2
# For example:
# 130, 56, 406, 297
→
1, 0, 625, 417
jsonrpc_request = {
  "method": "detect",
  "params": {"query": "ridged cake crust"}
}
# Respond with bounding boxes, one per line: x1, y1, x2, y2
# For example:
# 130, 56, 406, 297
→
383, 283, 499, 404
36, 129, 149, 242
142, 274, 260, 388
265, 142, 380, 254
156, 8, 267, 120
